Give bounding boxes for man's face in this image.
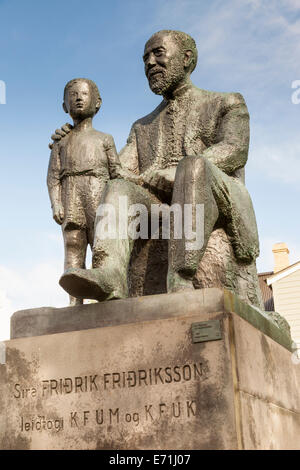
[143,33,187,96]
[64,81,96,120]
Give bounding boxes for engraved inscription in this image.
[14,361,205,437]
[14,384,37,399]
[41,375,98,396]
[20,416,64,432]
[19,399,197,433]
[103,363,203,389]
[13,362,205,400]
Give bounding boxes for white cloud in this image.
[154,0,300,87]
[248,140,300,183]
[281,0,300,12]
[0,288,12,342]
[0,261,68,341]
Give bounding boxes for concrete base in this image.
[1,289,299,450]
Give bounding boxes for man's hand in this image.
[116,167,144,186]
[49,123,73,149]
[52,203,64,225]
[142,167,176,195]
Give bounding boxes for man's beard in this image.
[148,70,168,95]
[147,61,186,96]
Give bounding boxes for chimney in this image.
[272,242,290,273]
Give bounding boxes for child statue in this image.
[47,78,139,305]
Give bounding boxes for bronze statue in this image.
[50,31,262,307]
[47,78,140,305]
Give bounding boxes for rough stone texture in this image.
[231,314,300,449]
[11,289,289,349]
[57,30,262,308]
[3,309,236,450]
[2,291,300,450]
[11,289,224,339]
[47,78,141,306]
[128,228,263,309]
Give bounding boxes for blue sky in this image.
[1,0,300,340]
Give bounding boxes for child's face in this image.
[65,81,96,120]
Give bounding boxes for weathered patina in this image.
[47,78,140,305]
[51,31,262,308]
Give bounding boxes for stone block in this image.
[1,289,299,450]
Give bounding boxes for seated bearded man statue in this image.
[52,30,261,308]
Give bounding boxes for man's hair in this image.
[63,78,102,114]
[149,30,198,73]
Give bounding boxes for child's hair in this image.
[63,78,102,114]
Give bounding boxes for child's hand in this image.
[52,203,64,225]
[49,123,73,149]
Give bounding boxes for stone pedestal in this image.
[1,289,299,450]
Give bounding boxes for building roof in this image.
[258,271,274,312]
[267,260,300,286]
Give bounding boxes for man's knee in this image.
[176,155,209,181]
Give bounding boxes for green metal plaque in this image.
[192,320,222,343]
